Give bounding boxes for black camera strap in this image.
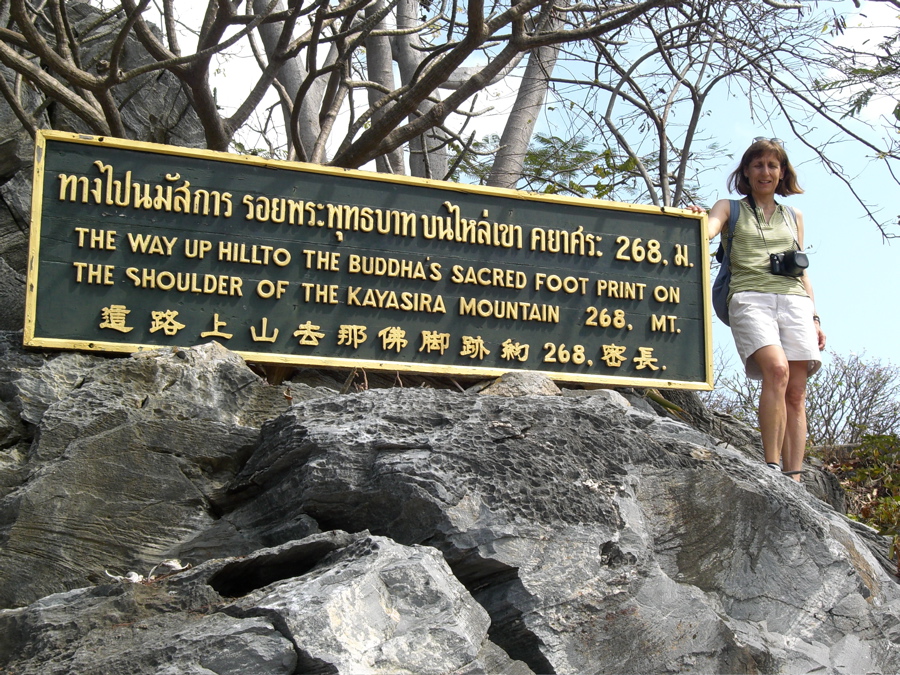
[746,194,800,254]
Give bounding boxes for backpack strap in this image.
[783,205,800,247]
[716,199,740,265]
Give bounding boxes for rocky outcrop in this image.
[1,333,898,674]
[0,259,24,331]
[0,2,204,280]
[1,531,528,675]
[0,336,328,607]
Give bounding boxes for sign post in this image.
[25,131,712,389]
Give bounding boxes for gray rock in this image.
[0,331,106,428]
[0,257,24,331]
[665,388,849,511]
[0,138,22,187]
[220,387,900,674]
[1,337,898,674]
[476,371,561,397]
[0,570,289,675]
[561,386,631,409]
[225,535,504,674]
[0,531,527,675]
[0,341,329,608]
[0,168,31,274]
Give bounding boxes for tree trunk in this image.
[365,0,405,174]
[393,0,447,179]
[487,22,560,190]
[253,0,323,161]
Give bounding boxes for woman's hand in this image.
[816,322,826,351]
[688,200,729,240]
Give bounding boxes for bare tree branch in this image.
[0,32,109,133]
[2,0,894,245]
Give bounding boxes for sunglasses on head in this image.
[753,136,784,146]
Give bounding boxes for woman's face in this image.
[743,151,784,197]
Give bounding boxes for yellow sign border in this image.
[25,130,713,390]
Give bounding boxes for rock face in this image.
[0,2,204,281]
[0,258,24,331]
[1,334,899,674]
[1,532,525,675]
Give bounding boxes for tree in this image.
[0,0,674,181]
[701,351,900,448]
[450,132,640,198]
[821,0,900,233]
[1,0,897,236]
[535,0,900,234]
[824,0,900,132]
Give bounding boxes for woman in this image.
[693,138,826,481]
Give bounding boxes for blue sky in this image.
[480,2,900,372]
[695,0,899,371]
[201,0,898,373]
[550,1,900,374]
[733,2,897,372]
[706,114,897,373]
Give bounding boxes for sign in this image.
[25,131,712,389]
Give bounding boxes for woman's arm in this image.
[795,209,826,350]
[802,272,826,351]
[687,199,731,240]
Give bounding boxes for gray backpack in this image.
[711,200,740,326]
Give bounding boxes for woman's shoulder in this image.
[711,197,747,221]
[714,196,749,208]
[782,203,803,218]
[710,198,734,212]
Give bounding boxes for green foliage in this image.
[825,433,900,569]
[807,353,900,446]
[231,141,286,160]
[703,351,900,447]
[822,24,900,126]
[449,133,643,199]
[448,134,499,185]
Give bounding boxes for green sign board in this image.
[25,131,712,389]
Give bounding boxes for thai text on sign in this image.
[25,131,712,389]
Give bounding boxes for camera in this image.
[769,249,808,277]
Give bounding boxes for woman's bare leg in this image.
[752,345,790,467]
[781,361,810,481]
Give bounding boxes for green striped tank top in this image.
[727,199,808,303]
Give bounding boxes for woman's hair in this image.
[726,139,803,197]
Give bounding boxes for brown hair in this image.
[726,139,803,197]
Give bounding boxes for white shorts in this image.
[728,291,822,380]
